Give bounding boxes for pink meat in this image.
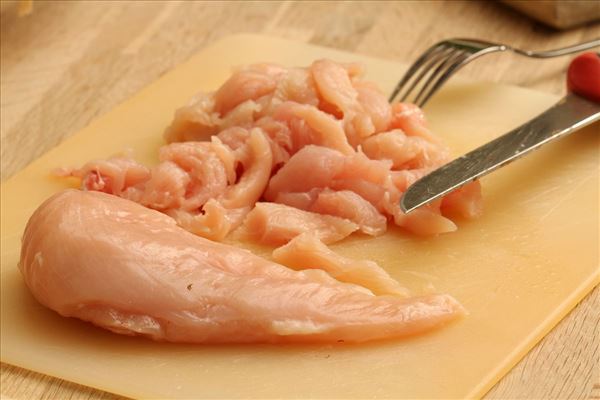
[163,92,220,143]
[385,199,457,236]
[168,200,250,242]
[274,102,354,155]
[42,60,487,344]
[272,68,319,107]
[158,142,229,211]
[312,59,358,117]
[263,144,460,236]
[20,190,464,343]
[66,60,483,244]
[310,189,387,236]
[274,188,322,210]
[390,168,434,193]
[214,66,281,115]
[218,129,272,209]
[240,202,359,246]
[219,100,261,131]
[441,181,484,219]
[61,156,150,197]
[389,102,441,145]
[354,81,392,134]
[209,136,237,185]
[361,130,449,170]
[311,59,375,145]
[264,145,345,201]
[272,233,409,296]
[265,145,396,210]
[337,149,393,183]
[137,161,189,210]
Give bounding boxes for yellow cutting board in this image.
[1,34,598,399]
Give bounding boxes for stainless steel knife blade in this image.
[400,93,600,213]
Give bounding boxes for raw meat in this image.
[264,145,346,200]
[272,233,409,296]
[19,190,464,344]
[240,202,359,245]
[441,181,484,219]
[311,59,375,145]
[309,189,387,236]
[65,60,482,242]
[40,59,484,343]
[361,129,449,170]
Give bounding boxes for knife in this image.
[400,52,600,213]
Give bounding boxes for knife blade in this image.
[400,93,600,213]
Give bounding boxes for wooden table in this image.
[1,1,598,398]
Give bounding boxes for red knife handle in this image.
[567,52,600,103]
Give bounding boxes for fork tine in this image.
[394,37,599,107]
[413,50,470,107]
[388,42,450,103]
[417,53,472,107]
[399,47,460,104]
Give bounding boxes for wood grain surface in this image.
[1,1,598,399]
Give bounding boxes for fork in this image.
[388,38,600,107]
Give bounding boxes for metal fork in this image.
[389,38,600,107]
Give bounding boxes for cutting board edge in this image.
[3,272,598,400]
[470,271,600,398]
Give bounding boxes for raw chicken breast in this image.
[264,145,345,201]
[240,202,359,245]
[20,190,464,343]
[441,181,483,219]
[163,92,220,143]
[274,189,322,210]
[272,68,319,107]
[68,60,482,242]
[389,102,441,145]
[218,129,272,209]
[265,145,397,213]
[354,81,392,134]
[391,207,458,236]
[361,129,449,170]
[213,65,286,116]
[273,102,354,155]
[310,189,387,236]
[157,141,229,211]
[168,200,250,242]
[311,59,375,145]
[272,233,409,296]
[58,156,150,198]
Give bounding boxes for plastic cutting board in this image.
[1,34,598,399]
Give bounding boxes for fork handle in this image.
[513,39,600,58]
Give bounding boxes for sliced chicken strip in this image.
[240,202,359,246]
[441,181,483,219]
[361,129,449,170]
[219,129,272,209]
[164,92,220,143]
[273,233,408,296]
[159,142,229,212]
[214,66,281,115]
[311,59,375,145]
[168,199,250,242]
[310,189,387,236]
[274,102,354,155]
[354,81,392,134]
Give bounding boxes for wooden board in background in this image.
[502,0,600,29]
